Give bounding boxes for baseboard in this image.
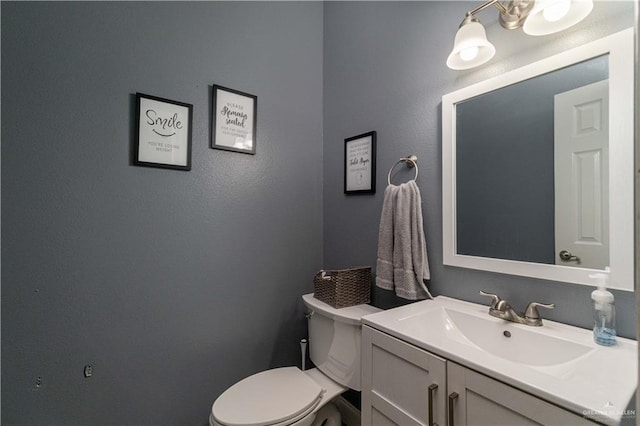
[334,396,361,426]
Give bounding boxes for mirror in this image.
[442,29,634,291]
[456,55,609,269]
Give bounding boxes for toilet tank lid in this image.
[302,293,381,325]
[212,367,322,426]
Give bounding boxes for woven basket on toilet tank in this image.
[313,267,371,308]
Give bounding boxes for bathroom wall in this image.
[322,1,637,337]
[1,2,323,424]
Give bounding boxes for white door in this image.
[554,80,609,269]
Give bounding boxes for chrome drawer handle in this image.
[448,392,459,426]
[428,383,439,426]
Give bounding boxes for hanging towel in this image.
[376,181,432,300]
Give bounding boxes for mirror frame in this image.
[442,28,634,291]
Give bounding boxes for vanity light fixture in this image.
[446,0,593,70]
[446,14,497,70]
[523,0,593,35]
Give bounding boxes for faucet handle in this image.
[479,291,502,309]
[524,302,555,319]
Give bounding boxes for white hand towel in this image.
[376,181,432,300]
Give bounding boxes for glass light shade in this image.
[523,0,593,36]
[446,20,496,70]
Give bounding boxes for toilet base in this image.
[310,402,341,426]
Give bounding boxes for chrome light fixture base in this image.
[498,0,535,30]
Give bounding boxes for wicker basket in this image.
[313,267,371,308]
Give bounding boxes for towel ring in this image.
[387,155,418,185]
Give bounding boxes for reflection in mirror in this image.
[456,55,609,270]
[442,29,634,290]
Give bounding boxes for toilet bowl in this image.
[209,293,380,426]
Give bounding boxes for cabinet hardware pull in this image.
[448,392,459,426]
[428,383,438,426]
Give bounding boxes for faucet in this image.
[479,291,555,327]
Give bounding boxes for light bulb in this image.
[459,46,479,62]
[446,17,495,70]
[543,0,571,22]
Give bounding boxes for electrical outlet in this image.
[83,364,93,378]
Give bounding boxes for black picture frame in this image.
[135,93,193,171]
[211,85,257,155]
[344,131,376,194]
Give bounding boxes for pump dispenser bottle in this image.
[590,268,616,346]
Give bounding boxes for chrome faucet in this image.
[479,291,555,327]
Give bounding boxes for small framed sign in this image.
[211,85,257,155]
[135,93,193,171]
[344,131,376,194]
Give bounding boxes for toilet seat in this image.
[212,367,324,426]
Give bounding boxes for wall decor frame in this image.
[135,93,193,171]
[211,85,257,155]
[344,131,376,194]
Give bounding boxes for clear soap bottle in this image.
[590,268,616,346]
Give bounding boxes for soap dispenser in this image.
[590,268,616,346]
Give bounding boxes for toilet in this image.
[209,293,380,426]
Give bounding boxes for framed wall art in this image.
[135,93,193,171]
[344,131,376,194]
[211,85,257,155]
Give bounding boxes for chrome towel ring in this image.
[387,155,418,185]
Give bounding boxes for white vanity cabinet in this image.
[447,362,598,426]
[361,325,447,425]
[362,326,598,426]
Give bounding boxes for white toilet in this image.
[209,293,380,426]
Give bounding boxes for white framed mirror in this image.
[442,28,634,291]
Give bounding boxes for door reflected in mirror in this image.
[455,55,609,270]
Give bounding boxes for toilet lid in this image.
[212,367,324,426]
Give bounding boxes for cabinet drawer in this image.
[362,326,447,426]
[448,362,599,426]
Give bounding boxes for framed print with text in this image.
[344,131,376,194]
[211,85,257,155]
[135,93,193,171]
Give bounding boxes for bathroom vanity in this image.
[361,297,637,426]
[407,28,639,425]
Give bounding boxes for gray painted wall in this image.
[2,2,323,424]
[322,1,636,335]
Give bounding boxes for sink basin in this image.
[444,308,594,367]
[362,296,637,426]
[394,304,594,376]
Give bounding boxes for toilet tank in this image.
[302,293,381,391]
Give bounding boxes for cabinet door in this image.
[446,362,598,426]
[362,326,447,426]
